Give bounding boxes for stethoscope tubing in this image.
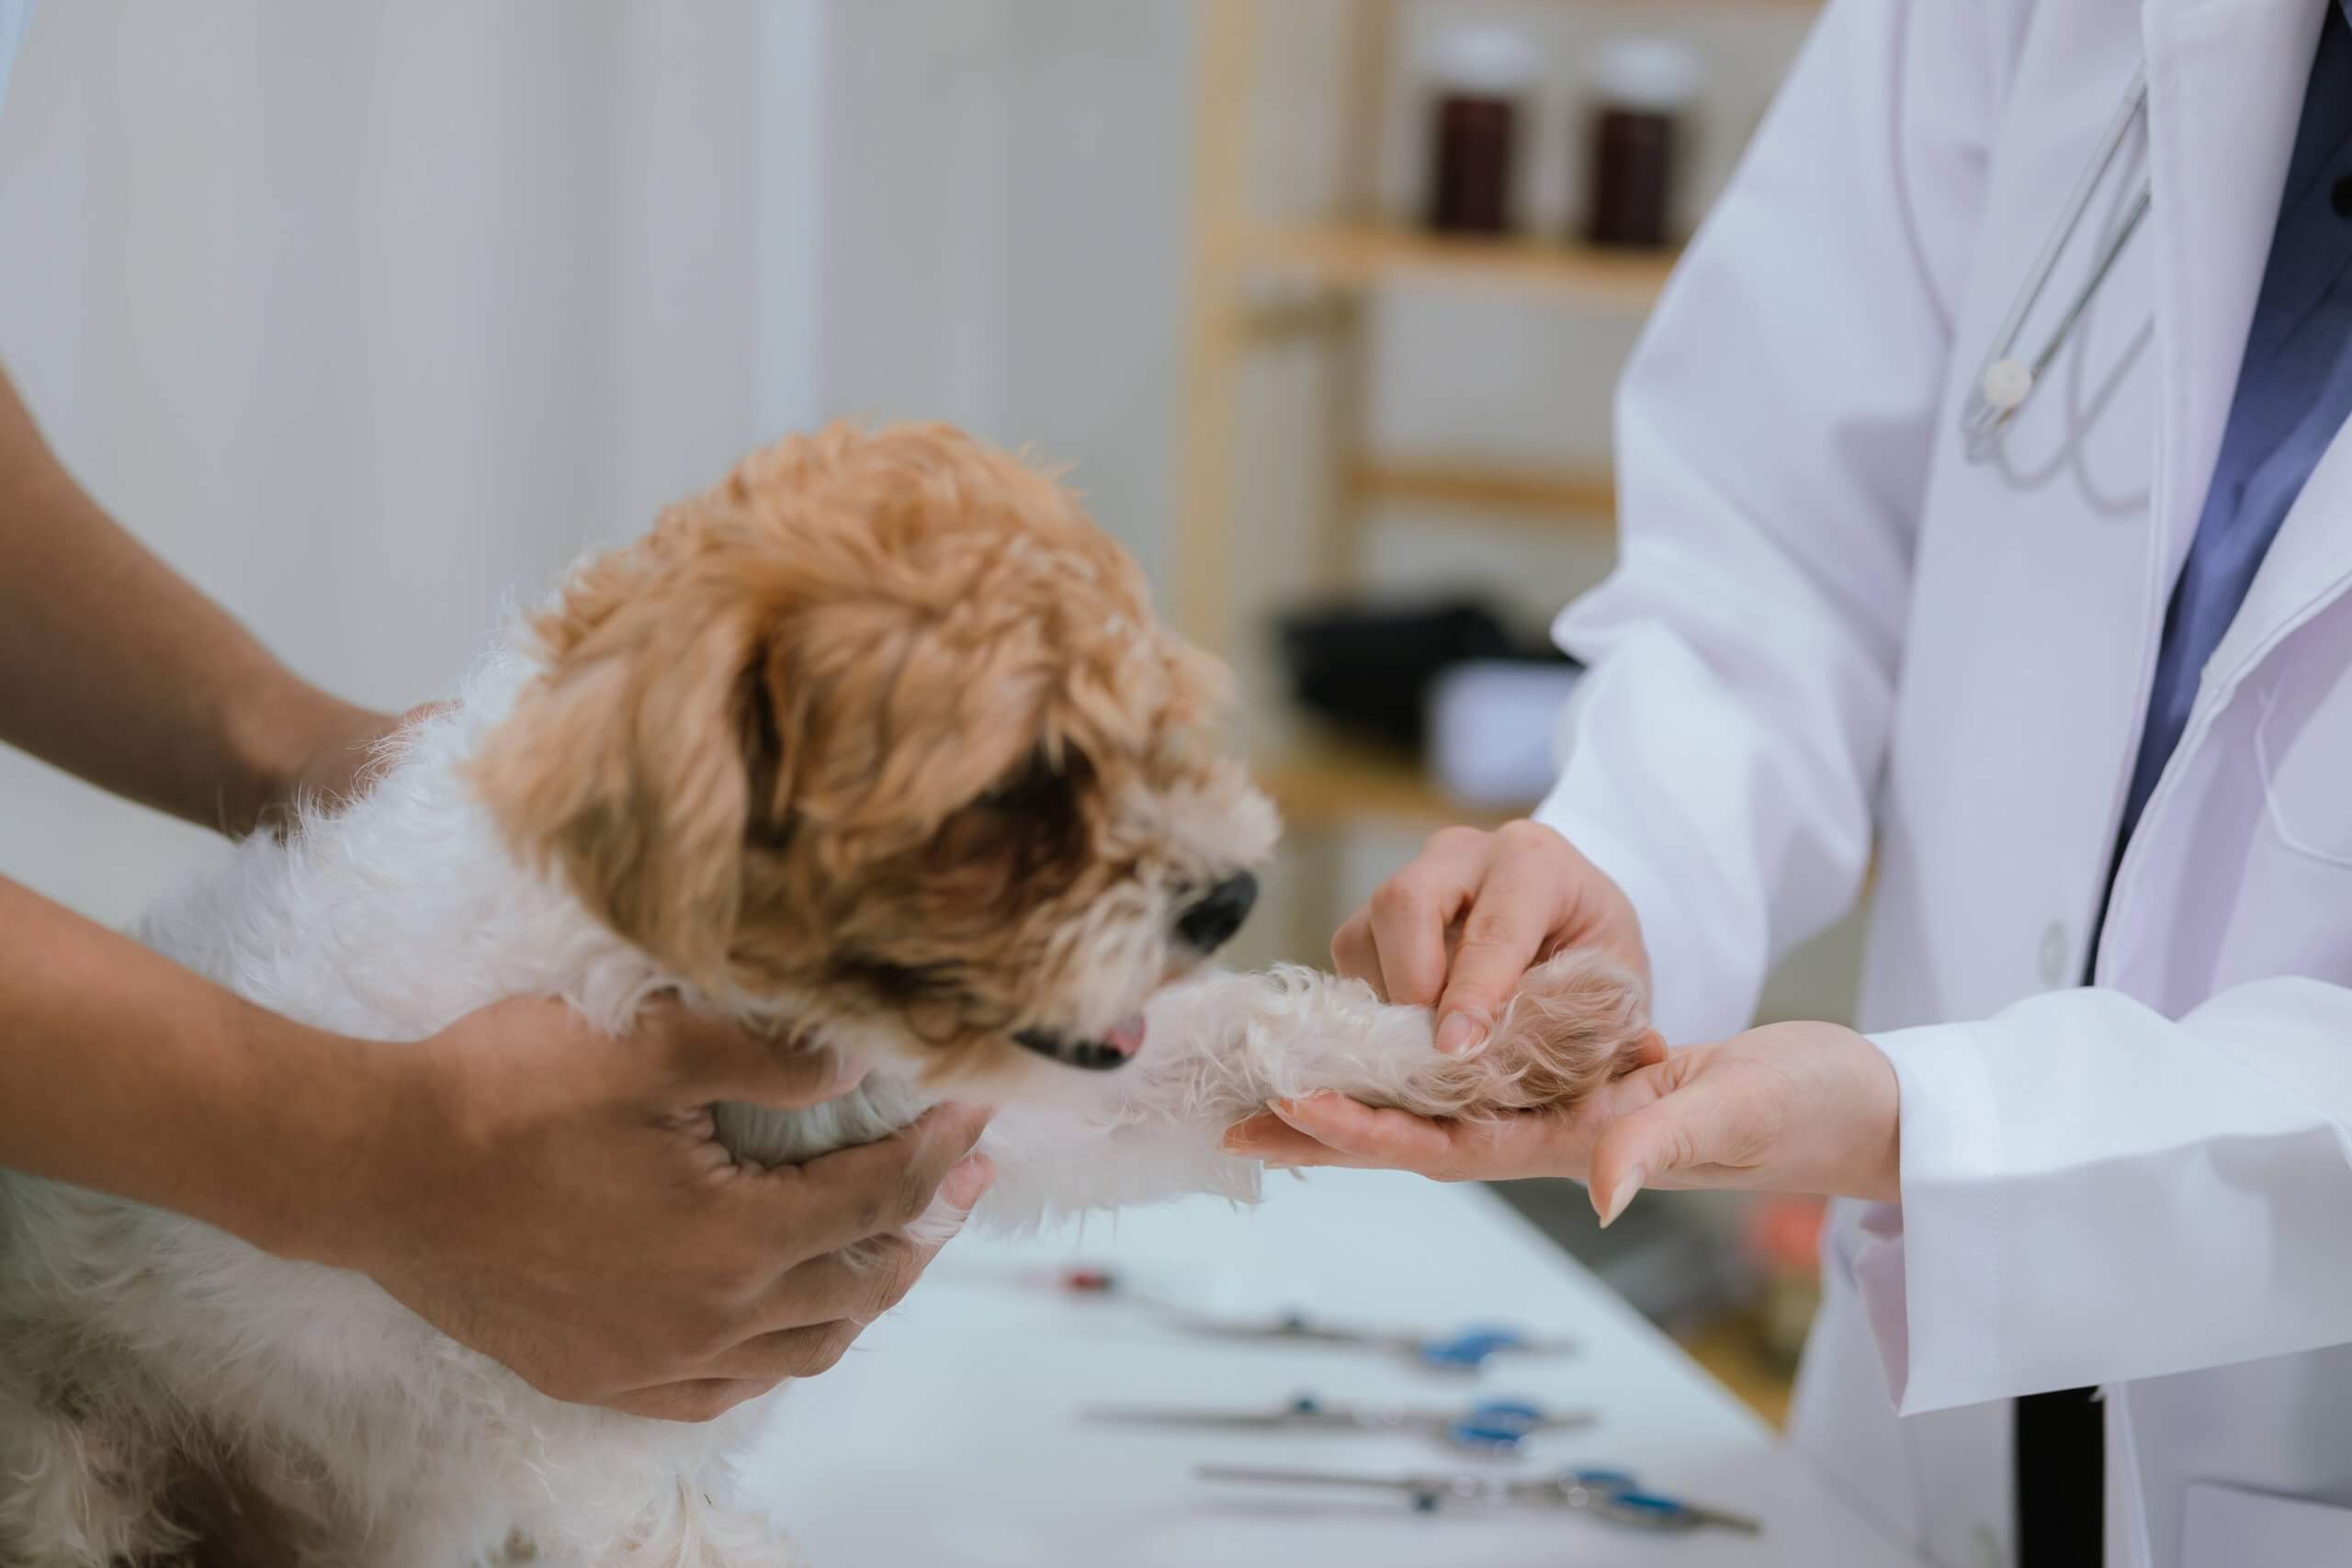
[1962,67,2152,461]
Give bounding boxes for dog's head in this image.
[472,423,1277,1089]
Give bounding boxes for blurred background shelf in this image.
[1351,457,1616,526]
[1229,220,1678,310]
[1258,737,1531,833]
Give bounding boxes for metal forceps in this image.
[1196,1462,1763,1534]
[1083,1392,1597,1457]
[1171,1308,1577,1372]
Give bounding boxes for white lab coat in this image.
[1532,1,2352,1564]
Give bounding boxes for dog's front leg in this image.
[967,950,1653,1231]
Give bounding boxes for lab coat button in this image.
[2038,920,2068,987]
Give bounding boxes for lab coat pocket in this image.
[2179,1483,2352,1567]
[2253,673,2352,869]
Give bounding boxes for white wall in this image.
[814,0,1195,585]
[0,0,814,921]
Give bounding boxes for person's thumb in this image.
[908,1153,995,1247]
[1433,933,1544,1059]
[1587,1069,1738,1226]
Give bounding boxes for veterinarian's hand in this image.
[324,998,995,1422]
[1223,1021,1898,1218]
[1332,820,1648,1057]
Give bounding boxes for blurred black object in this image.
[1275,598,1577,752]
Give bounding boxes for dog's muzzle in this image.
[1013,1011,1148,1071]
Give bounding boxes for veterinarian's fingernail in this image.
[1597,1168,1643,1229]
[1436,1013,1489,1057]
[1267,1099,1306,1129]
[941,1153,994,1213]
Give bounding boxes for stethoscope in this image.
[1961,68,2152,462]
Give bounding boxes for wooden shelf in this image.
[1258,738,1532,833]
[1352,458,1614,526]
[1230,220,1677,311]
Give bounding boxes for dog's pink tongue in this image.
[1107,1011,1148,1057]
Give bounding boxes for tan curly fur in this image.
[469,421,1272,1094]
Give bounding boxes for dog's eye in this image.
[949,747,1092,894]
[980,748,1080,816]
[837,954,963,1002]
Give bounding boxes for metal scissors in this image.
[1196,1462,1762,1534]
[1083,1392,1596,1457]
[1170,1308,1576,1372]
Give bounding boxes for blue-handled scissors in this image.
[1083,1392,1596,1456]
[1174,1310,1576,1372]
[1195,1462,1762,1534]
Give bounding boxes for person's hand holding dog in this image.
[1224,819,1900,1220]
[333,1000,993,1421]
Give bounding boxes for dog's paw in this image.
[1357,947,1655,1121]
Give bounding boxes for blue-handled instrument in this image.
[1195,1462,1763,1535]
[1083,1392,1596,1457]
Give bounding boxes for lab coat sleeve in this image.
[1532,0,2020,1046]
[1859,978,2352,1413]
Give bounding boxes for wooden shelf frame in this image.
[1231,220,1679,312]
[1351,457,1615,527]
[1172,0,1686,941]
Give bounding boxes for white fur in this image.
[0,643,1593,1568]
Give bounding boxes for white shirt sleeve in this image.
[1530,0,2019,1046]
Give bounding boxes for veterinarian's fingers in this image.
[1219,1111,1383,1168]
[658,1009,868,1108]
[1588,1073,1745,1226]
[1363,828,1489,1009]
[1433,828,1562,1056]
[1272,1093,1466,1177]
[1329,914,1386,1000]
[770,1104,993,1258]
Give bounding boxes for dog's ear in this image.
[471,587,786,986]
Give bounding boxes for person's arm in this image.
[0,874,994,1420]
[1246,978,2352,1412]
[1385,981,2352,1417]
[0,364,390,835]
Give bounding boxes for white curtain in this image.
[0,0,825,920]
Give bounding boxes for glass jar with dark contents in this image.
[1423,25,1538,237]
[1582,37,1701,250]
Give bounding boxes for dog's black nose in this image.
[1177,872,1259,953]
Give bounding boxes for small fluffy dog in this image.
[0,424,1653,1567]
